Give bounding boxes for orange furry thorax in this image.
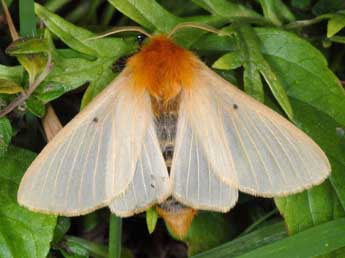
[127,36,198,102]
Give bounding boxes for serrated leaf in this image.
[108,0,179,33]
[0,79,23,94]
[146,208,158,234]
[0,117,12,156]
[0,146,57,258]
[327,14,345,38]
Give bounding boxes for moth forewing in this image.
[17,71,160,216]
[176,63,330,198]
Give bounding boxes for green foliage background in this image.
[0,0,345,257]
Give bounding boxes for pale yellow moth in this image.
[17,25,331,235]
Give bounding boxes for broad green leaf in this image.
[108,0,179,33]
[183,212,234,256]
[0,65,23,84]
[192,219,345,258]
[0,79,23,94]
[0,146,56,258]
[146,208,158,234]
[255,28,345,126]
[0,118,12,156]
[327,14,345,38]
[190,222,287,258]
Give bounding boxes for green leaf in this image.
[0,146,57,258]
[192,219,345,258]
[35,3,132,58]
[212,51,243,70]
[53,217,71,244]
[237,25,293,118]
[0,118,12,156]
[108,0,179,32]
[327,14,345,38]
[32,5,136,102]
[274,98,345,234]
[183,212,234,256]
[35,3,96,57]
[6,38,49,55]
[80,68,115,109]
[255,27,345,127]
[19,0,36,37]
[63,236,108,258]
[192,0,261,19]
[26,96,46,117]
[0,79,23,94]
[0,65,23,84]
[146,208,158,234]
[254,28,345,244]
[190,222,287,258]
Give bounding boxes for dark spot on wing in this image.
[93,117,98,123]
[233,104,238,110]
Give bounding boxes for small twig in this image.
[1,0,19,40]
[0,53,53,117]
[42,104,63,141]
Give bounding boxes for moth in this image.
[17,24,331,236]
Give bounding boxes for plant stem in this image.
[109,214,122,258]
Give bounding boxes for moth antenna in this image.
[168,22,233,38]
[85,26,151,41]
